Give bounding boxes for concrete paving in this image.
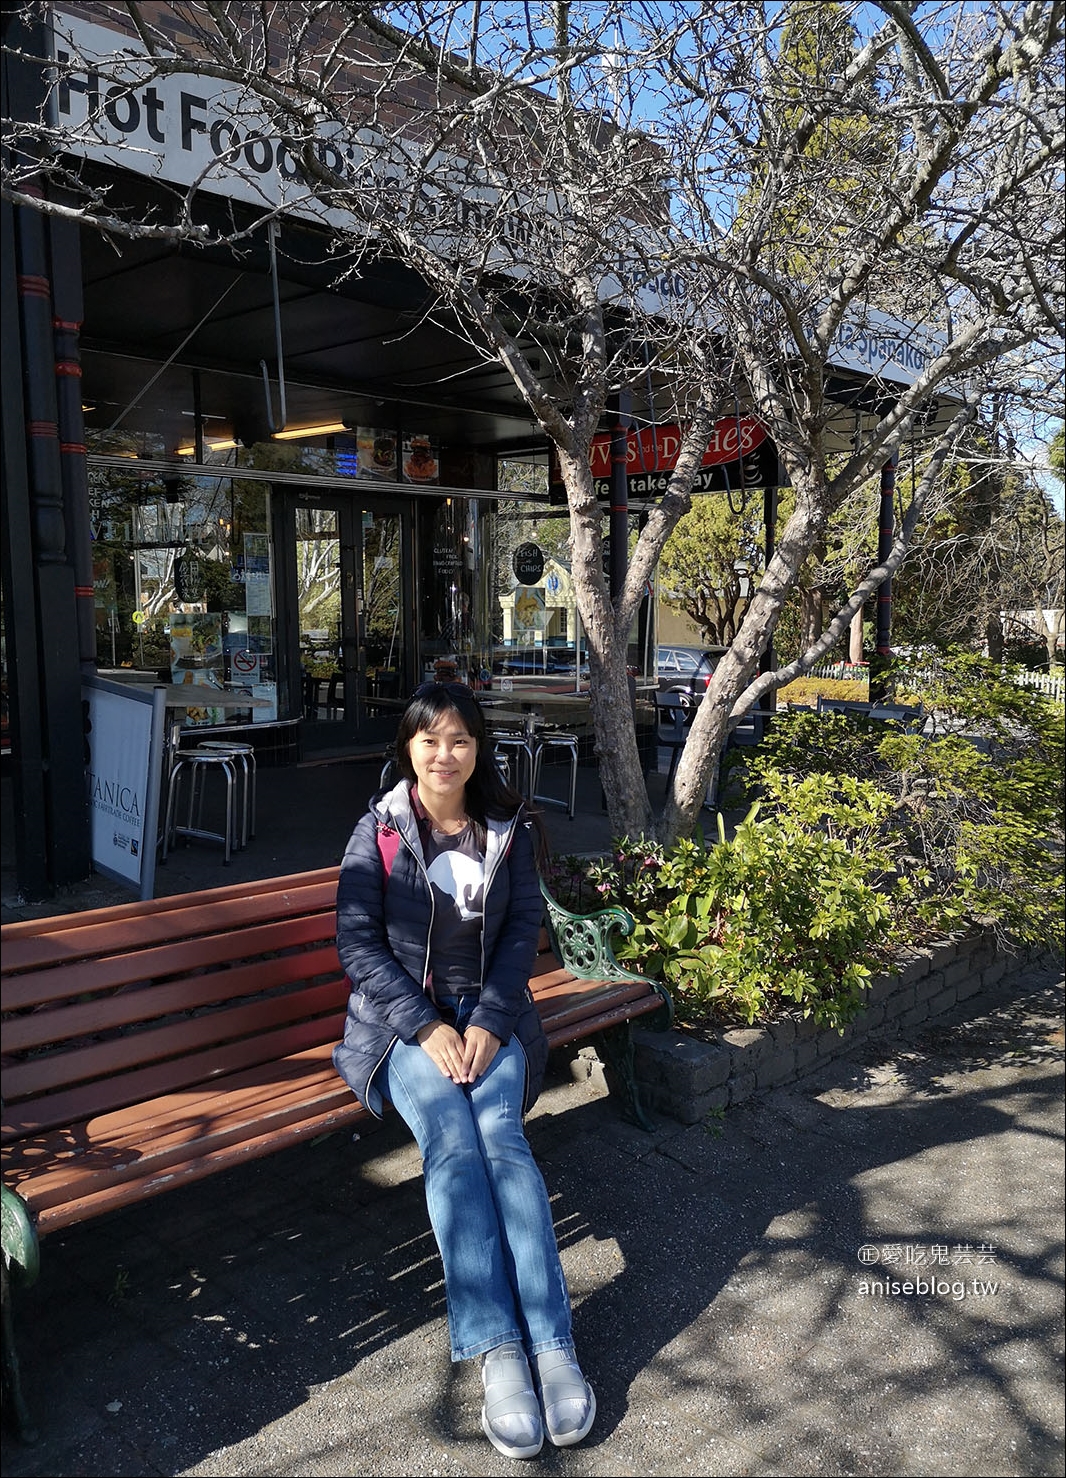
[1,957,1061,1477]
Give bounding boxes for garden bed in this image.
[564,930,1059,1125]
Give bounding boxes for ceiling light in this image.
[271,422,349,440]
[175,438,238,455]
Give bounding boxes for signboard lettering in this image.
[512,543,545,583]
[550,418,780,500]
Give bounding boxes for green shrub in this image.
[544,650,1063,1039]
[748,651,1065,951]
[544,812,897,1032]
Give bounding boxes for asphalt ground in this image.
[1,957,1062,1477]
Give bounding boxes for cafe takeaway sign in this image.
[550,416,778,501]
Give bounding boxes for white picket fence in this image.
[809,661,869,681]
[1015,669,1066,701]
[808,660,1064,703]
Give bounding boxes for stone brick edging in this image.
[566,932,1061,1126]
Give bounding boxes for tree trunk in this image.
[799,587,823,651]
[658,487,826,843]
[557,448,657,839]
[849,607,865,664]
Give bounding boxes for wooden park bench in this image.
[815,695,925,730]
[0,865,671,1441]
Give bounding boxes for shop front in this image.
[2,6,639,895]
[82,440,531,765]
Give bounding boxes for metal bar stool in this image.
[489,727,536,800]
[193,740,257,847]
[162,747,240,864]
[532,728,580,819]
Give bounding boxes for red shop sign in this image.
[586,416,766,478]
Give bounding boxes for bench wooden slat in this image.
[527,962,593,992]
[0,867,343,945]
[6,1051,358,1209]
[0,877,340,974]
[2,944,343,1051]
[543,991,668,1045]
[535,975,655,1017]
[2,1010,348,1141]
[2,912,340,1015]
[2,977,348,1106]
[21,1099,372,1236]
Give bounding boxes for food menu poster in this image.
[169,614,226,725]
[355,427,440,484]
[356,426,398,481]
[402,433,440,485]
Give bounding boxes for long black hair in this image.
[393,683,548,862]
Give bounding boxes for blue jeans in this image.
[384,993,574,1362]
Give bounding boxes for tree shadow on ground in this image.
[1,973,1062,1477]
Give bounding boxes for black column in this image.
[1,198,50,901]
[12,192,92,891]
[608,392,631,603]
[2,6,92,893]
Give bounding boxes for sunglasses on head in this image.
[412,680,477,699]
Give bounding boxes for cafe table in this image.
[154,682,272,754]
[152,685,272,843]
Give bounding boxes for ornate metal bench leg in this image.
[592,1022,656,1132]
[2,1186,40,1443]
[1,1262,37,1444]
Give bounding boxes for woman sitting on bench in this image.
[333,681,596,1461]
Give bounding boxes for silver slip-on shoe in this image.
[481,1341,544,1460]
[535,1348,597,1447]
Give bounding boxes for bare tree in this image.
[4,1,1063,843]
[996,479,1066,666]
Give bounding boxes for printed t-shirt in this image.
[421,822,485,990]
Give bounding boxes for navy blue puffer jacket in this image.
[332,779,549,1117]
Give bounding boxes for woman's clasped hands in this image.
[416,1019,501,1084]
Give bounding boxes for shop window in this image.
[418,496,496,688]
[492,460,656,686]
[89,465,278,730]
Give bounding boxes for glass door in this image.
[359,503,408,734]
[288,492,411,752]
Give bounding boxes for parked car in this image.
[492,647,589,678]
[656,645,722,713]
